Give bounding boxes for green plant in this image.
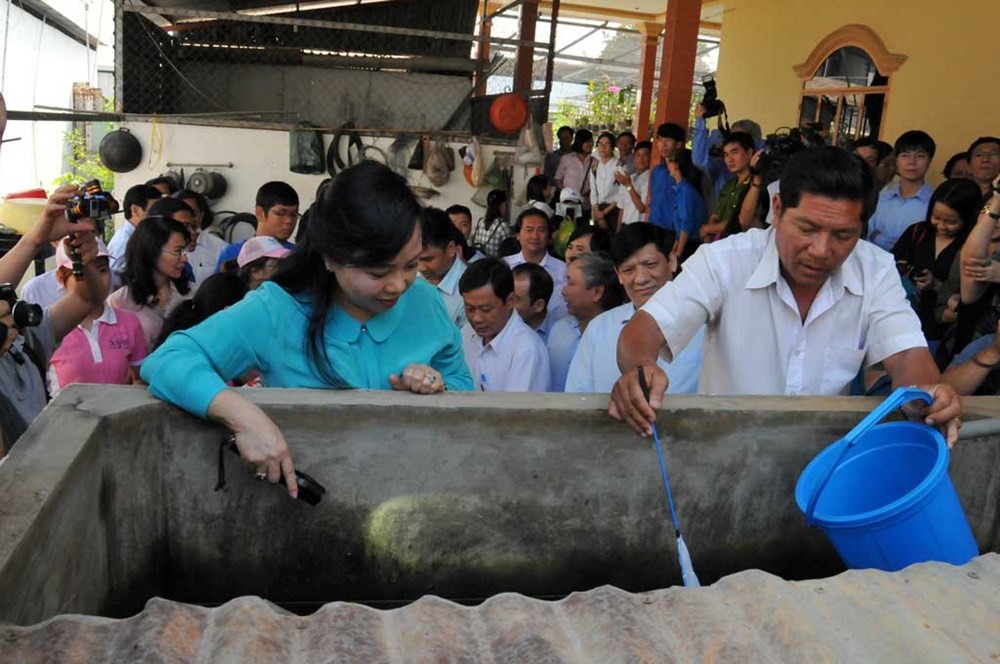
[550,77,638,140]
[54,126,115,190]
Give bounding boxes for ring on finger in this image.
[255,470,267,481]
[953,416,962,428]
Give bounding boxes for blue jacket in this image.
[141,279,473,417]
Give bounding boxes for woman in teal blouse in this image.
[141,162,472,497]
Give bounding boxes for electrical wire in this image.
[132,7,228,111]
[147,114,163,170]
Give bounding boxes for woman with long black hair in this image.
[107,214,194,350]
[141,161,472,496]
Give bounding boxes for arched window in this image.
[794,25,907,147]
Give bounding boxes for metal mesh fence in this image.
[115,2,721,139]
[117,1,550,136]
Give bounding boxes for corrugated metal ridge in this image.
[2,554,998,664]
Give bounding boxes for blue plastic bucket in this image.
[795,387,978,571]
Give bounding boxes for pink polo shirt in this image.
[48,307,148,395]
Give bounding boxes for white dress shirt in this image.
[504,251,569,321]
[764,180,781,226]
[640,227,926,395]
[107,221,136,275]
[565,301,704,394]
[589,157,620,207]
[616,169,651,225]
[187,231,228,284]
[424,257,467,327]
[20,270,65,309]
[461,311,550,392]
[546,315,581,392]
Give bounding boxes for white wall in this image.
[0,2,101,192]
[111,121,534,232]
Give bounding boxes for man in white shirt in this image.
[610,146,962,445]
[107,184,161,285]
[511,263,557,341]
[614,140,652,225]
[504,209,568,320]
[548,252,625,392]
[566,224,703,394]
[460,257,550,392]
[590,131,622,232]
[419,208,467,327]
[20,269,65,309]
[175,189,227,284]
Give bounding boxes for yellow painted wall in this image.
[715,0,999,182]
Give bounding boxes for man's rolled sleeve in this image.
[640,248,719,363]
[865,257,928,365]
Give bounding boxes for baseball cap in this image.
[559,188,582,203]
[237,236,291,268]
[55,237,110,270]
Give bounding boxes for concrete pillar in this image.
[653,0,702,130]
[513,0,540,93]
[634,22,661,141]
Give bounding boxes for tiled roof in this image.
[3,554,998,663]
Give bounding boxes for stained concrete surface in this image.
[0,386,998,628]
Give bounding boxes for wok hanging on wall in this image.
[98,128,142,173]
[186,169,228,200]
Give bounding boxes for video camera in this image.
[0,283,43,329]
[754,127,809,187]
[65,179,119,276]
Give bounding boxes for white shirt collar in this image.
[743,227,863,297]
[482,310,526,352]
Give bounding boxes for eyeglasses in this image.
[162,248,189,258]
[272,210,301,220]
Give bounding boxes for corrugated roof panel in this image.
[3,554,998,663]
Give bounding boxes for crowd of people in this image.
[1,112,998,492]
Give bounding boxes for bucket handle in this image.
[804,386,932,526]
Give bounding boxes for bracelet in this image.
[971,355,1000,370]
[983,204,1000,221]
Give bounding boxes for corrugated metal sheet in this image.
[2,554,998,663]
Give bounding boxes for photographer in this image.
[0,214,106,454]
[693,102,764,198]
[698,132,757,242]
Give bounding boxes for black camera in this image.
[65,180,119,276]
[66,179,119,228]
[0,283,43,328]
[701,75,726,119]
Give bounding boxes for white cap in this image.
[559,188,582,203]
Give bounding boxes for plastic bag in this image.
[289,123,326,174]
[424,141,452,187]
[470,137,483,186]
[551,216,576,259]
[514,115,543,165]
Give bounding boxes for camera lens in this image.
[11,301,43,328]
